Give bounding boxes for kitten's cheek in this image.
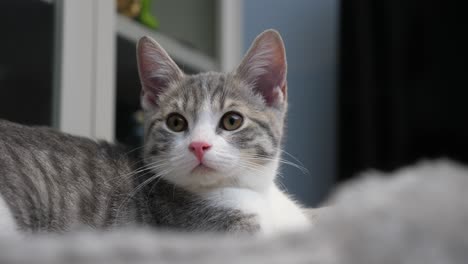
[219,157,241,173]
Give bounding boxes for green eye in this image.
[221,112,243,131]
[166,113,188,132]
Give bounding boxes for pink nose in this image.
[189,141,212,162]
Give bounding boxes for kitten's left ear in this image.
[235,29,287,108]
[137,36,184,111]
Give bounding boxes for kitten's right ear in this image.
[137,36,183,110]
[235,30,287,108]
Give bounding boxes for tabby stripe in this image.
[191,85,200,121]
[155,128,172,139]
[150,143,170,156]
[146,120,157,136]
[0,149,31,228]
[11,140,47,220]
[5,143,41,230]
[71,163,92,224]
[254,144,275,159]
[196,82,203,107]
[210,75,226,105]
[182,88,190,112]
[147,118,165,137]
[85,154,100,224]
[219,82,228,110]
[50,153,68,229]
[103,193,115,227]
[31,154,54,229]
[210,84,223,105]
[230,127,259,142]
[249,118,279,147]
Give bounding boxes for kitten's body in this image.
[0,119,257,233]
[0,30,309,235]
[0,120,135,232]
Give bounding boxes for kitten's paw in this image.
[223,213,261,234]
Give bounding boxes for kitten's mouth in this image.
[191,163,216,174]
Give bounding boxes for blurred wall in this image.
[243,0,339,206]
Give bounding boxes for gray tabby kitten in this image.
[0,30,309,235]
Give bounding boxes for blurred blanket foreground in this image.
[1,160,468,264]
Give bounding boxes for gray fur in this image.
[0,120,136,231]
[2,160,468,264]
[0,119,257,233]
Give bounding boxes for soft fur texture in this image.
[0,30,308,234]
[2,160,468,263]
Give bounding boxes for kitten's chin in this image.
[177,177,232,194]
[191,164,217,174]
[164,167,231,193]
[167,160,279,194]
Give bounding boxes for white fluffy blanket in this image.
[1,160,468,264]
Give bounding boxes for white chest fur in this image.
[203,184,310,235]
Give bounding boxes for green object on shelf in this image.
[139,0,159,29]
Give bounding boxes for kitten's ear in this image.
[137,36,183,110]
[235,29,287,108]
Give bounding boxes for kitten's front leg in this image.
[209,209,260,234]
[203,188,274,235]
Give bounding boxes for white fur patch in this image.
[265,185,311,231]
[0,194,18,236]
[203,187,274,235]
[203,184,310,235]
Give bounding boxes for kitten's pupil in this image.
[228,116,240,126]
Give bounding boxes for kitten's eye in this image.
[220,112,243,131]
[166,113,188,132]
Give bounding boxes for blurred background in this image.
[0,0,465,207]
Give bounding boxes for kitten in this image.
[136,29,309,234]
[0,30,309,235]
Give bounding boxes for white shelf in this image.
[37,1,219,72]
[116,15,219,72]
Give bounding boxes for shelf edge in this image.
[116,15,219,72]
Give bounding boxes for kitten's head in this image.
[137,30,287,193]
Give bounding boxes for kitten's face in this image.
[137,30,288,192]
[143,73,284,192]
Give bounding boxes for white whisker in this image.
[116,167,173,219]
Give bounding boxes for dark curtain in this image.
[338,0,467,181]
